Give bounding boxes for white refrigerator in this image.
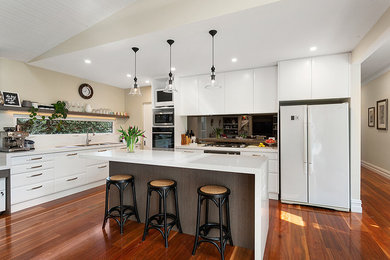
[280,103,350,211]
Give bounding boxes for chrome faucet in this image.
[86,127,95,145]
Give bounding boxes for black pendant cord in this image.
[132,47,139,87]
[167,40,174,80]
[209,30,217,80]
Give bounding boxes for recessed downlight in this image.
[310,46,317,52]
[126,74,132,78]
[231,58,238,63]
[171,67,176,71]
[145,80,150,84]
[84,59,91,64]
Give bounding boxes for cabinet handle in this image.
[29,185,42,190]
[183,150,194,153]
[30,165,42,169]
[0,192,3,196]
[31,157,43,161]
[252,154,262,157]
[98,165,107,169]
[66,177,78,181]
[28,173,43,178]
[66,153,78,156]
[98,149,107,152]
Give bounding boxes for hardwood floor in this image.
[264,167,390,259]
[1,167,389,259]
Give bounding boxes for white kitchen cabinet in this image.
[311,53,350,99]
[11,180,55,204]
[86,163,109,183]
[0,178,5,212]
[54,151,85,178]
[178,76,198,115]
[198,74,225,115]
[225,70,254,114]
[11,168,54,188]
[253,67,278,113]
[55,172,86,192]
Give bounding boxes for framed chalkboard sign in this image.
[1,91,21,107]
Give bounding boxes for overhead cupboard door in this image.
[307,103,349,209]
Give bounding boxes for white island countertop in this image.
[80,149,267,175]
[176,144,278,153]
[0,165,10,171]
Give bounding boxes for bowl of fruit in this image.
[265,138,277,147]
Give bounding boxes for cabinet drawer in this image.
[86,163,109,183]
[11,168,54,188]
[268,172,279,193]
[11,180,55,204]
[11,154,52,166]
[269,159,278,173]
[55,152,85,178]
[0,189,5,212]
[241,151,278,160]
[12,161,55,175]
[55,172,85,193]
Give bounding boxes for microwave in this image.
[155,89,174,107]
[153,109,174,126]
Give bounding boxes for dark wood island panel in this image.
[108,161,255,250]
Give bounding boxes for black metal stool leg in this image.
[163,189,169,248]
[119,183,124,234]
[226,197,233,246]
[102,181,110,229]
[131,180,140,223]
[158,194,162,225]
[192,194,202,255]
[219,198,224,260]
[142,189,151,241]
[205,198,210,235]
[174,186,183,233]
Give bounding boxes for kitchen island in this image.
[80,149,269,259]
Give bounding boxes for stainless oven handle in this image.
[152,132,174,134]
[155,112,174,115]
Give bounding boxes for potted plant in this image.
[118,126,145,153]
[213,127,223,138]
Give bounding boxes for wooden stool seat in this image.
[200,185,228,195]
[150,179,175,187]
[109,175,133,181]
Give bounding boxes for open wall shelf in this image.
[0,106,129,119]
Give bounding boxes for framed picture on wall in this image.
[377,99,388,130]
[368,107,375,127]
[2,91,21,107]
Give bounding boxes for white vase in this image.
[85,104,92,113]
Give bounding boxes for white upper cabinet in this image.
[198,74,225,115]
[278,58,312,101]
[254,66,278,113]
[311,53,350,99]
[225,70,254,114]
[178,76,198,115]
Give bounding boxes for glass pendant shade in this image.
[163,39,177,93]
[129,47,142,96]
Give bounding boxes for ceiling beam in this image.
[30,0,279,63]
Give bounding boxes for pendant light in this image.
[205,30,221,89]
[129,47,142,96]
[164,39,177,93]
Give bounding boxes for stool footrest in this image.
[199,223,231,242]
[148,213,178,228]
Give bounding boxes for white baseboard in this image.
[268,193,278,200]
[351,199,362,213]
[11,180,105,213]
[361,160,390,179]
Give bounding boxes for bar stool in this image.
[102,174,140,234]
[142,179,183,248]
[192,185,233,260]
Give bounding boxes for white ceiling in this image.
[0,0,136,61]
[362,39,390,84]
[10,0,390,88]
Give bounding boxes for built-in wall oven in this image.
[153,109,174,126]
[152,127,174,150]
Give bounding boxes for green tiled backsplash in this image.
[17,118,113,135]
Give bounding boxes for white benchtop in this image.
[80,149,267,175]
[0,165,10,171]
[176,144,278,153]
[2,143,125,158]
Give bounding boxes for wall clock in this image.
[78,83,93,99]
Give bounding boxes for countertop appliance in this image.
[280,103,350,211]
[153,109,174,126]
[0,178,5,213]
[155,89,174,107]
[0,129,30,152]
[152,127,174,151]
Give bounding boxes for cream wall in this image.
[362,70,390,172]
[0,58,126,112]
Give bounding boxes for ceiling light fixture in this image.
[310,46,317,52]
[171,67,176,71]
[145,80,150,84]
[84,59,91,64]
[205,30,221,89]
[164,39,177,93]
[231,58,237,63]
[129,47,142,96]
